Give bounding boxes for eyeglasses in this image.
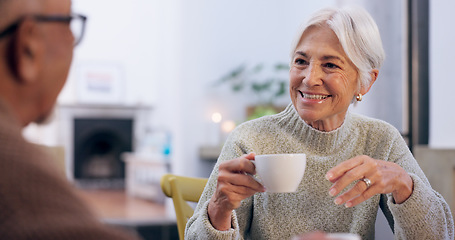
[0,13,87,46]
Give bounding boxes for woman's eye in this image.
[324,63,339,69]
[294,58,307,65]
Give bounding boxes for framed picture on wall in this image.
[76,62,125,104]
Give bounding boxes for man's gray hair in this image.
[290,6,385,91]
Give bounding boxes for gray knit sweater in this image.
[186,104,454,240]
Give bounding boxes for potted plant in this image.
[214,62,289,120]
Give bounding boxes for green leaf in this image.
[251,80,272,92]
[230,64,246,78]
[252,63,264,73]
[274,63,290,71]
[214,64,247,86]
[275,81,287,97]
[232,83,244,92]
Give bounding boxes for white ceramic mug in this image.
[254,153,306,193]
[326,233,361,240]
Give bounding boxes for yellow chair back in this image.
[160,173,208,240]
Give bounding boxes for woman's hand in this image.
[325,155,414,208]
[208,153,265,231]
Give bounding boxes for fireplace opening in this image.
[73,118,133,189]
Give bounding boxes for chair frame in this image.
[160,173,208,240]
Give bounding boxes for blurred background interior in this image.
[21,0,454,239]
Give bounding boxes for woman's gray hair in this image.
[290,6,385,90]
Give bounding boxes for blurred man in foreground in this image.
[0,0,138,238]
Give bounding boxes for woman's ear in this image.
[12,18,43,84]
[361,69,379,95]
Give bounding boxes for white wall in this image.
[429,0,455,148]
[345,0,405,132]
[62,0,165,105]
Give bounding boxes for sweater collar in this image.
[276,103,354,155]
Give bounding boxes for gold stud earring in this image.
[356,93,363,102]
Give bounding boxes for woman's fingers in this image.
[333,179,378,207]
[214,153,265,209]
[208,153,264,230]
[326,156,364,182]
[327,156,413,207]
[218,169,265,193]
[213,180,258,209]
[221,153,257,175]
[328,156,376,197]
[218,154,263,190]
[344,185,380,207]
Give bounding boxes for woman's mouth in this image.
[299,91,331,100]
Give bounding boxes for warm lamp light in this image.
[211,112,222,123]
[221,120,236,133]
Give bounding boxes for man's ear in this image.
[360,69,379,95]
[10,18,43,84]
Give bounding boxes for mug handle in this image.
[245,160,262,184]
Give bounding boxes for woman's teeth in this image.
[300,92,329,100]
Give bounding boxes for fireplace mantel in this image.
[57,104,152,188]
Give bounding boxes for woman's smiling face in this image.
[289,25,360,131]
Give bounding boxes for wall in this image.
[344,0,406,132]
[429,0,455,148]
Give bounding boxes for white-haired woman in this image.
[186,6,454,240]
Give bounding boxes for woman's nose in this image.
[302,64,323,87]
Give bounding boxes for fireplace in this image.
[58,104,151,189]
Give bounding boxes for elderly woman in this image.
[186,6,454,240]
